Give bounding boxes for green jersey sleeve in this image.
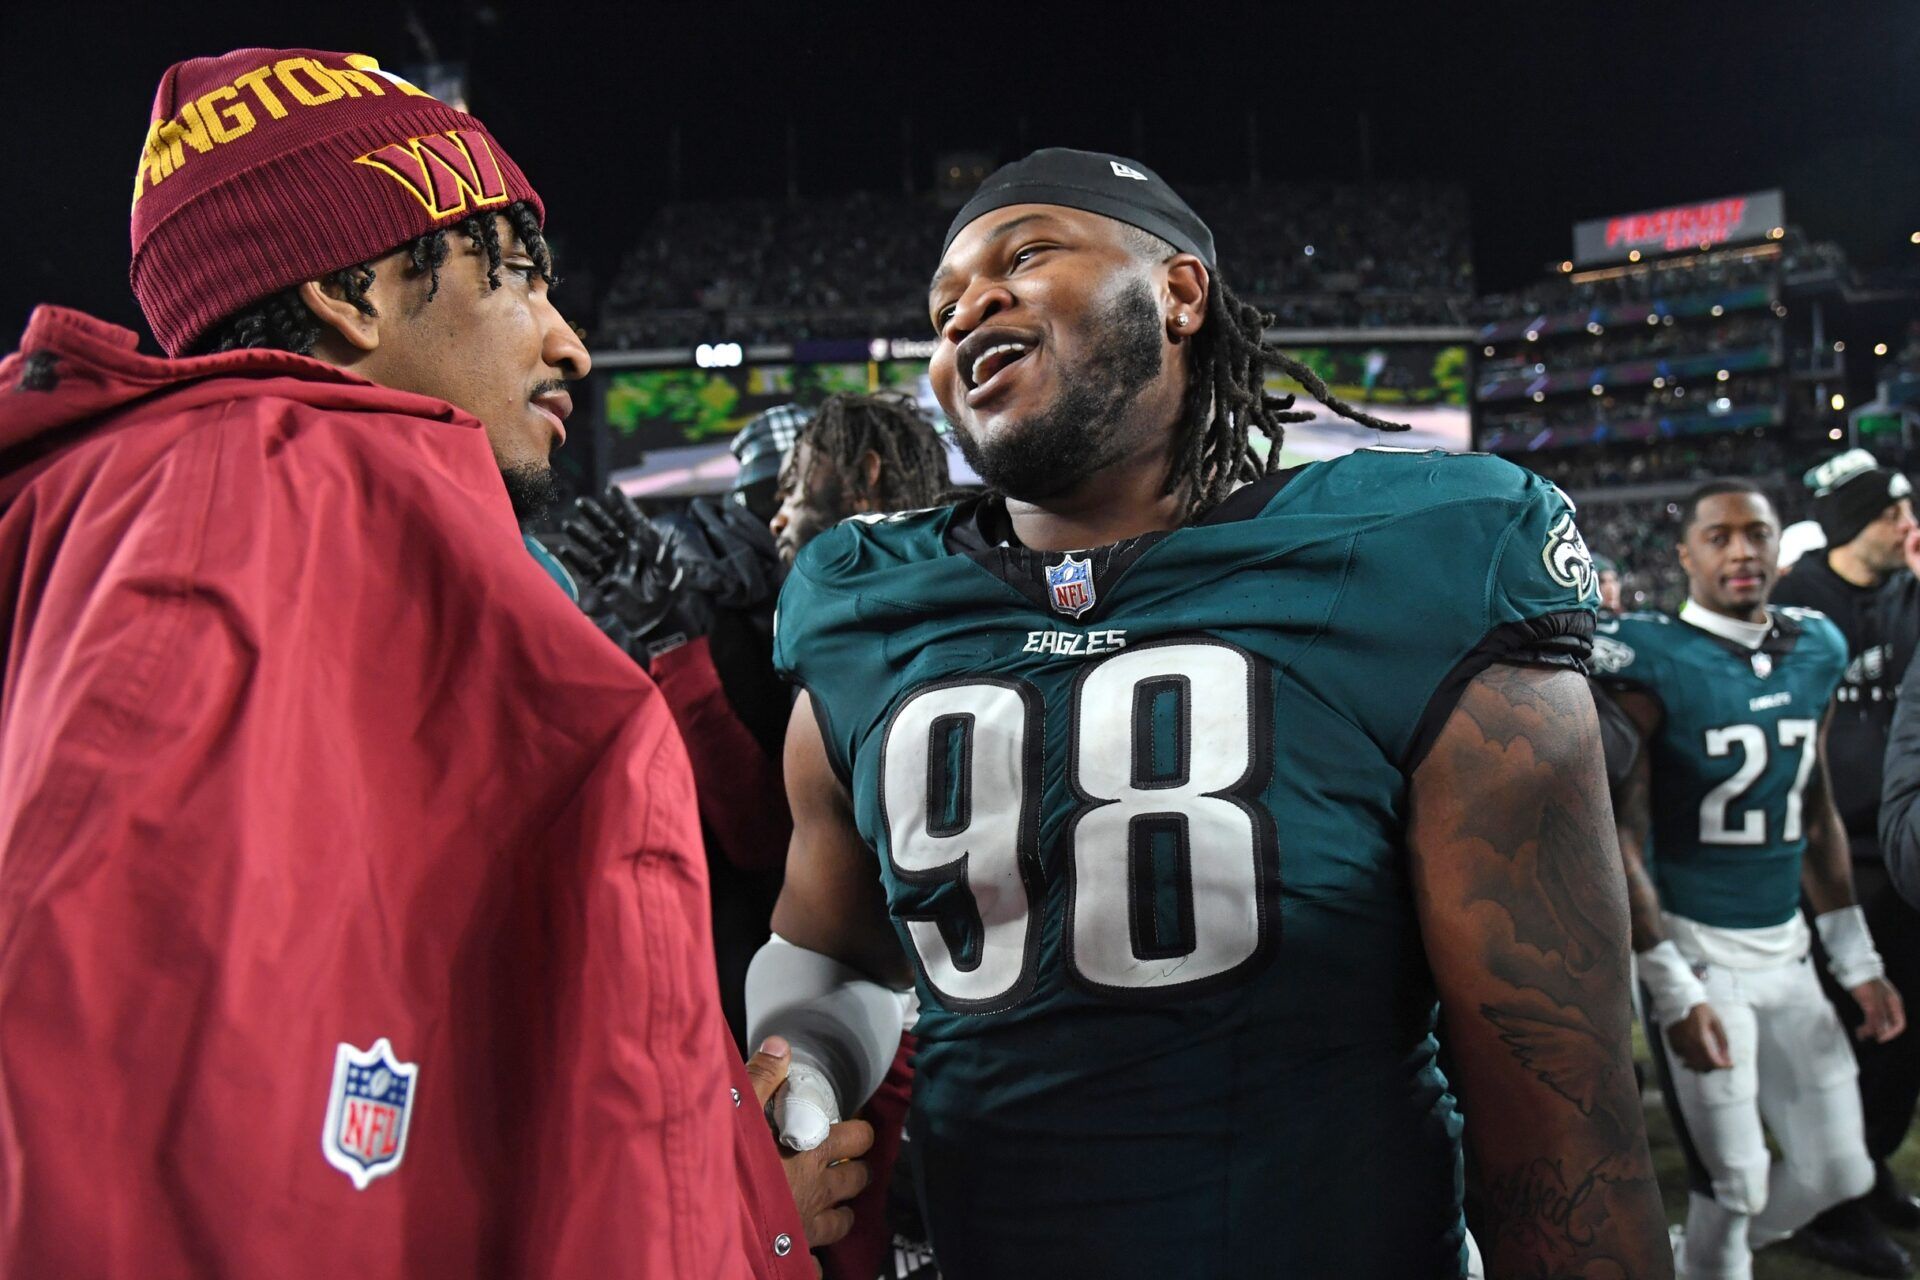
[1329,455,1599,770]
[1592,613,1677,700]
[1493,475,1603,624]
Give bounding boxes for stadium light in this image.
[1911,232,1920,244]
[1483,346,1495,357]
[1769,227,1785,240]
[1710,305,1725,317]
[1525,330,1539,342]
[1653,377,1666,388]
[1716,369,1730,381]
[1831,427,1845,440]
[1628,250,1642,262]
[1876,343,1890,356]
[1834,341,1846,352]
[695,342,744,368]
[1591,384,1605,395]
[1559,261,1573,273]
[1531,391,1545,403]
[1832,393,1847,411]
[1647,315,1660,326]
[1303,245,1315,257]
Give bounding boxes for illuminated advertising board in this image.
[1572,191,1784,268]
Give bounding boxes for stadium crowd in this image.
[1479,314,1779,377]
[597,181,1472,348]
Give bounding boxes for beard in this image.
[951,277,1166,503]
[502,459,559,522]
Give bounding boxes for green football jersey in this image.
[1595,608,1848,929]
[774,449,1598,1279]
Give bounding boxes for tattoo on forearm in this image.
[1415,665,1669,1279]
[1482,1156,1623,1254]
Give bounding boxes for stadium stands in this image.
[596,182,1474,349]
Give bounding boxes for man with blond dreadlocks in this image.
[745,150,1668,1278]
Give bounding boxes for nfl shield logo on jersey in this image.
[1752,652,1773,679]
[1046,553,1096,618]
[322,1038,418,1189]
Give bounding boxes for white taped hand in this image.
[775,1058,841,1151]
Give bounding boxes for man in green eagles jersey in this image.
[746,149,1667,1279]
[1601,479,1906,1280]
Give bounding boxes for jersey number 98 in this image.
[878,639,1277,1013]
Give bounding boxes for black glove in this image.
[557,487,714,663]
[680,495,783,611]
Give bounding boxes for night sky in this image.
[6,0,1917,346]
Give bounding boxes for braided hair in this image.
[1127,229,1409,520]
[194,200,554,356]
[778,392,951,515]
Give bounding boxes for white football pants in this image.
[1658,955,1873,1280]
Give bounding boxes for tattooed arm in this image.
[1409,663,1670,1280]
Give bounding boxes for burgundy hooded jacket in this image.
[0,307,808,1278]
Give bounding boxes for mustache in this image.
[529,378,568,400]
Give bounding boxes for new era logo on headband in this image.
[356,130,508,220]
[1109,161,1148,181]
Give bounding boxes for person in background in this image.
[0,46,833,1277]
[770,392,954,566]
[1602,481,1904,1280]
[1779,519,1828,578]
[1773,450,1920,1273]
[734,403,815,524]
[1596,553,1625,614]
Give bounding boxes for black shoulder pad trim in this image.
[1404,609,1596,774]
[795,678,855,793]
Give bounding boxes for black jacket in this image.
[1880,647,1920,907]
[1773,556,1918,854]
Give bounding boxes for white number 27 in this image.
[1699,718,1819,845]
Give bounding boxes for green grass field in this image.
[1634,1022,1920,1277]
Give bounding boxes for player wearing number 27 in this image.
[749,150,1669,1278]
[1600,479,1906,1280]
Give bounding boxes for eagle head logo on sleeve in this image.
[322,1038,419,1189]
[1542,512,1598,600]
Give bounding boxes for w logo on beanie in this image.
[355,130,509,220]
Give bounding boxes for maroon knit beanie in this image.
[129,49,544,356]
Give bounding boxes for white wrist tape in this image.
[1816,906,1886,989]
[745,934,906,1152]
[1636,940,1709,1028]
[773,1060,837,1154]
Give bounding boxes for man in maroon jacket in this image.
[0,47,863,1278]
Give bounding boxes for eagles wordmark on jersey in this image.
[775,448,1598,1278]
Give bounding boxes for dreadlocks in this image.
[194,200,554,356]
[1125,229,1409,521]
[778,392,951,515]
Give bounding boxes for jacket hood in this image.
[0,305,480,462]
